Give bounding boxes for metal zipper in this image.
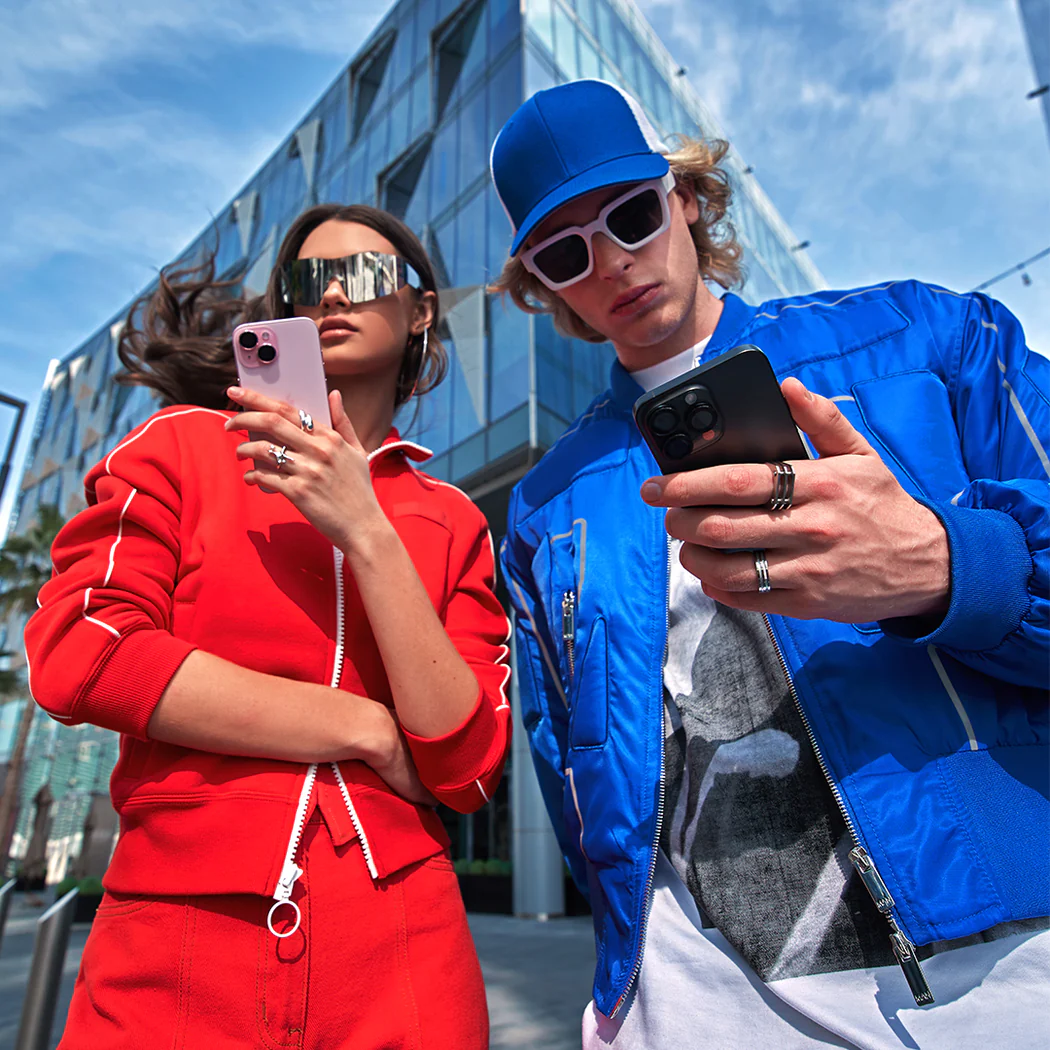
[610,536,672,1019]
[850,846,934,1006]
[762,615,934,1007]
[561,590,577,683]
[328,546,378,879]
[268,762,317,938]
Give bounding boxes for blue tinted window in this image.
[575,0,597,39]
[455,192,487,287]
[346,142,368,203]
[388,87,412,161]
[318,163,349,205]
[552,3,578,78]
[402,148,431,234]
[535,315,573,421]
[488,52,522,147]
[490,0,521,56]
[527,0,555,55]
[392,17,415,89]
[488,300,530,419]
[410,69,430,139]
[432,213,457,284]
[486,185,513,278]
[525,41,559,95]
[594,0,618,66]
[414,0,436,67]
[458,86,488,193]
[740,250,781,306]
[577,32,601,80]
[429,119,459,218]
[321,85,349,171]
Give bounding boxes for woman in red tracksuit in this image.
[24,204,511,1049]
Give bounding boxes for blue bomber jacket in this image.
[500,281,1049,1018]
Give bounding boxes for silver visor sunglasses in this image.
[279,251,422,307]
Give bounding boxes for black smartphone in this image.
[633,344,808,474]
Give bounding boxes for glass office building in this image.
[4,0,824,885]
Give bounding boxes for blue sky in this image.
[0,0,1047,536]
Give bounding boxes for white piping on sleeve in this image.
[104,407,228,475]
[475,779,490,804]
[82,589,119,639]
[997,358,1050,478]
[103,489,137,586]
[927,646,979,752]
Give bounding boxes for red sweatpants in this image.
[58,812,488,1048]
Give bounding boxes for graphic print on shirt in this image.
[662,550,1048,982]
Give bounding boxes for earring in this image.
[407,327,429,399]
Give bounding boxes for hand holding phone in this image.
[232,316,331,489]
[633,344,808,474]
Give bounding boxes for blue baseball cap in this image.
[490,79,670,257]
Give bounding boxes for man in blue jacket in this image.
[491,79,1048,1049]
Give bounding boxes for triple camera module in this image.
[643,385,720,461]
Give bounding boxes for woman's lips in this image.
[610,284,659,316]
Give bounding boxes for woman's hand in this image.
[358,704,438,807]
[225,386,389,553]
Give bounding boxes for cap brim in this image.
[509,152,670,257]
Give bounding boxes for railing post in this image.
[15,888,78,1050]
[0,877,14,954]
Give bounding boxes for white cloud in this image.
[636,0,1050,351]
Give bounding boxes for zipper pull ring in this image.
[268,860,304,938]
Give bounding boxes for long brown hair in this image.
[117,204,448,410]
[489,136,743,343]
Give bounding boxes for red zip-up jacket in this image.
[24,406,511,905]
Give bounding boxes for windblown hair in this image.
[488,136,744,343]
[117,204,447,410]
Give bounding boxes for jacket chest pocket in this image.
[533,519,609,750]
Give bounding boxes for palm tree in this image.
[0,504,64,869]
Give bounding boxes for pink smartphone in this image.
[232,316,331,489]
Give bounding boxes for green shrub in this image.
[77,877,104,896]
[466,859,488,875]
[453,858,470,875]
[54,876,78,898]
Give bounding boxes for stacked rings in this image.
[766,461,795,512]
[753,550,772,594]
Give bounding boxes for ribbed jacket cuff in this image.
[880,498,1032,652]
[401,683,499,789]
[77,630,197,740]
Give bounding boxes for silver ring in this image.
[766,461,795,512]
[754,550,772,593]
[298,410,314,432]
[268,444,293,470]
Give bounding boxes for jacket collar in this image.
[608,292,758,410]
[367,428,433,465]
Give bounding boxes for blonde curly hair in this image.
[488,136,743,343]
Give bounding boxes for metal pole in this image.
[0,391,27,513]
[15,887,78,1050]
[0,877,14,954]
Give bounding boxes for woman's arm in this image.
[149,650,434,801]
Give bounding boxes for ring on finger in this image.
[269,444,293,470]
[298,409,314,432]
[753,549,772,593]
[766,461,795,512]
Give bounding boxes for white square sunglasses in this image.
[521,172,677,291]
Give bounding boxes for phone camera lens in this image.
[238,330,258,350]
[688,405,715,432]
[257,344,277,363]
[648,406,677,435]
[663,433,692,460]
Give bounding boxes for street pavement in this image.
[0,892,595,1049]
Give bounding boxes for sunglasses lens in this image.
[606,189,664,246]
[533,234,590,286]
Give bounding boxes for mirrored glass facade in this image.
[5,0,824,882]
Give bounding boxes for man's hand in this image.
[640,378,951,624]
